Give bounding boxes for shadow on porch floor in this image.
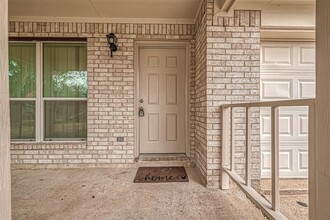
[12,167,266,220]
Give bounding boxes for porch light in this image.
[106,33,117,57]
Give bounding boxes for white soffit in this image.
[234,0,315,29]
[9,0,202,24]
[9,0,316,27]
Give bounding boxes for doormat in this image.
[134,166,189,183]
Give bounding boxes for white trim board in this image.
[9,16,195,24]
[261,29,315,41]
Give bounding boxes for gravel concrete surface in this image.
[12,167,266,220]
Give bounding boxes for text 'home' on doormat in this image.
[134,166,189,183]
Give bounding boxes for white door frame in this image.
[134,41,191,158]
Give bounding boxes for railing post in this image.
[308,102,316,219]
[271,107,280,211]
[221,107,230,190]
[245,107,252,187]
[231,107,235,171]
[0,0,12,218]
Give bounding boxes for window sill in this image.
[11,140,87,144]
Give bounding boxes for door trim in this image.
[134,41,191,158]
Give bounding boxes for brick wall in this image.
[9,6,261,188]
[9,22,196,167]
[191,0,261,188]
[206,10,261,187]
[193,0,208,185]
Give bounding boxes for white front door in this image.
[139,48,186,154]
[260,42,315,178]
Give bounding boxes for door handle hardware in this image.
[139,107,145,117]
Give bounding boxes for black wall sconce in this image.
[106,33,117,57]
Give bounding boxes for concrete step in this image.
[136,154,194,168]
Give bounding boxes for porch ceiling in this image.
[9,0,202,22]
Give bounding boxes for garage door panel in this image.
[279,115,294,136]
[262,42,315,70]
[298,150,308,171]
[298,46,315,65]
[279,150,293,172]
[261,114,293,136]
[298,80,315,98]
[261,79,293,100]
[261,150,293,174]
[260,41,315,178]
[261,108,309,142]
[261,44,293,65]
[260,115,271,136]
[261,151,271,171]
[261,77,314,101]
[298,114,309,136]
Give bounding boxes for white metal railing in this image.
[220,99,315,220]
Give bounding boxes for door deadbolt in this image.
[139,107,145,117]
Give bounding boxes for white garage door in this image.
[260,42,315,178]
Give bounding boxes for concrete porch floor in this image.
[12,167,266,220]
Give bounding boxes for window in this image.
[9,42,87,142]
[9,43,36,141]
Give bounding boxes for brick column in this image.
[193,0,208,186]
[206,10,261,188]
